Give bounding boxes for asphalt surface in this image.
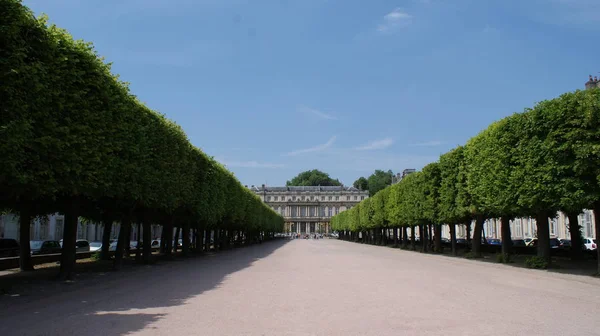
[1,239,599,336]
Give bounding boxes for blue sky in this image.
[23,0,600,186]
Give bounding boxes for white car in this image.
[583,237,597,251]
[89,241,102,252]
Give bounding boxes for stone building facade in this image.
[251,185,369,234]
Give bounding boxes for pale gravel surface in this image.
[1,239,599,336]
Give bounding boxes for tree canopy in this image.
[286,170,342,186]
[332,87,600,271]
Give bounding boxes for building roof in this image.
[250,185,364,192]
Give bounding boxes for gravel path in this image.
[1,239,599,336]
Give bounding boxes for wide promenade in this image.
[0,239,598,335]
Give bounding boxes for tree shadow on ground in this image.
[0,239,289,336]
[349,240,599,279]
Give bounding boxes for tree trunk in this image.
[450,224,457,256]
[402,227,409,249]
[160,225,166,254]
[421,224,429,252]
[471,216,484,257]
[500,216,512,256]
[113,218,130,270]
[566,211,584,260]
[204,229,211,251]
[410,226,416,250]
[18,208,34,271]
[124,223,132,258]
[58,199,79,280]
[101,217,113,260]
[393,227,398,247]
[182,223,190,257]
[593,207,600,274]
[173,226,180,253]
[142,221,152,264]
[535,213,551,264]
[214,229,221,250]
[135,223,142,261]
[434,224,442,253]
[165,220,174,256]
[465,221,472,246]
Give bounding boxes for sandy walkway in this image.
[0,239,598,336]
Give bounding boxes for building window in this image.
[292,196,296,201]
[353,196,357,200]
[268,196,272,201]
[361,196,365,200]
[346,196,350,201]
[321,196,325,201]
[301,196,305,201]
[328,196,332,201]
[55,218,64,240]
[335,196,339,201]
[329,207,334,216]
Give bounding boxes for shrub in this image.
[525,256,548,269]
[90,252,101,261]
[496,253,512,263]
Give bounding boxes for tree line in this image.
[331,88,600,272]
[0,0,284,279]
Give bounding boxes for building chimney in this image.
[586,75,596,90]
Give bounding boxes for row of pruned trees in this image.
[0,0,283,279]
[332,88,600,271]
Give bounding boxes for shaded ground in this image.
[1,239,599,336]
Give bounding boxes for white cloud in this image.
[355,138,394,151]
[219,159,285,169]
[298,106,337,120]
[285,136,337,156]
[409,140,444,147]
[377,8,412,33]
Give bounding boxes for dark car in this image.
[30,240,62,255]
[512,239,527,247]
[550,238,561,249]
[488,239,502,246]
[559,239,571,248]
[456,238,467,245]
[0,238,20,258]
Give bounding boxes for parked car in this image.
[512,239,527,247]
[487,239,501,246]
[75,239,90,252]
[456,238,467,245]
[559,239,571,248]
[0,238,20,258]
[30,240,62,255]
[583,238,597,251]
[89,241,102,252]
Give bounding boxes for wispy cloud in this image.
[355,138,394,151]
[409,140,444,147]
[482,24,499,34]
[218,159,285,169]
[298,106,337,120]
[285,136,337,156]
[377,8,412,33]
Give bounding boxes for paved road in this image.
[1,239,599,336]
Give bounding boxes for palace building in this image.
[250,185,369,234]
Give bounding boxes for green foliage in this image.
[0,0,284,251]
[495,253,512,263]
[286,170,342,186]
[367,170,393,196]
[353,177,368,191]
[525,256,548,269]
